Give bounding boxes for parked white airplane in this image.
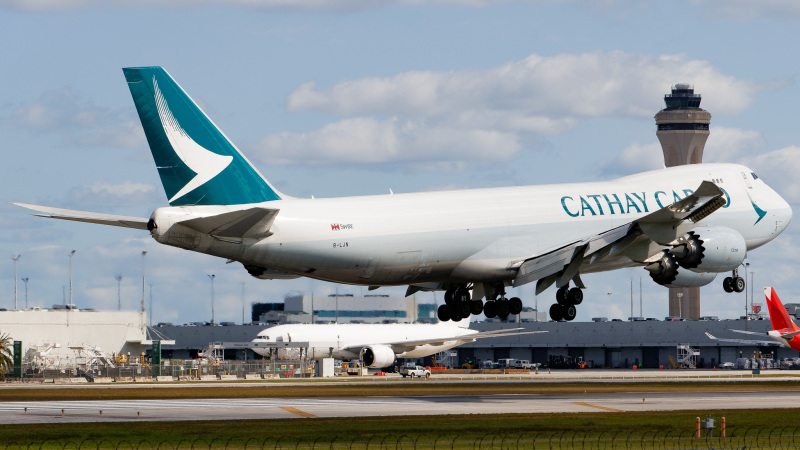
[250,318,542,368]
[15,67,792,323]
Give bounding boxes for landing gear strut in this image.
[723,268,746,293]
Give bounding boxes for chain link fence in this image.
[3,427,800,449]
[12,360,315,382]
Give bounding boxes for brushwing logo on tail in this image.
[153,76,233,203]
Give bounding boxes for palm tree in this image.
[0,333,13,378]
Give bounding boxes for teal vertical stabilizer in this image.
[123,67,282,206]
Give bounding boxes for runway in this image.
[2,390,800,424]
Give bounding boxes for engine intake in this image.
[645,250,717,288]
[669,226,746,273]
[361,345,396,368]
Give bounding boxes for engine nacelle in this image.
[664,268,717,288]
[668,226,746,273]
[361,345,396,368]
[645,251,717,288]
[244,264,301,280]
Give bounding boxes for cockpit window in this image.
[751,172,759,180]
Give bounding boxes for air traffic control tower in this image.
[655,83,711,319]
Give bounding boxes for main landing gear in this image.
[437,285,522,322]
[548,285,582,322]
[723,268,746,293]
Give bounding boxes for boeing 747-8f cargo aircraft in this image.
[250,318,543,368]
[15,67,792,322]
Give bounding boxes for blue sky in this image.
[2,0,799,324]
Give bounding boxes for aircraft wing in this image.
[13,203,149,230]
[705,332,779,346]
[513,181,726,293]
[343,329,547,355]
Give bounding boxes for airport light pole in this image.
[12,254,20,310]
[115,274,123,311]
[241,282,246,324]
[68,250,76,308]
[21,277,29,309]
[149,284,153,326]
[607,292,612,319]
[141,251,147,313]
[744,262,750,319]
[208,274,216,325]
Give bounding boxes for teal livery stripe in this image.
[123,67,280,206]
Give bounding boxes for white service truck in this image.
[400,365,431,378]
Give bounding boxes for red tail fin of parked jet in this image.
[764,288,800,352]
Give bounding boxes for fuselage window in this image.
[752,172,759,180]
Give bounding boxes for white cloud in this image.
[253,117,520,167]
[598,141,664,177]
[288,51,759,119]
[67,181,160,208]
[265,51,762,168]
[738,146,800,203]
[1,0,552,12]
[704,126,766,162]
[691,0,800,19]
[2,88,145,149]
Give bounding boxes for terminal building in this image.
[0,307,154,365]
[147,295,800,367]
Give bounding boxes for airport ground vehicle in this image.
[400,364,431,378]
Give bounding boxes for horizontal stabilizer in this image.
[179,207,279,239]
[13,203,149,230]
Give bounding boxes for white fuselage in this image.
[251,322,476,360]
[150,163,792,288]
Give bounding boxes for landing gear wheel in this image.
[444,288,455,305]
[733,276,746,293]
[556,286,570,305]
[723,277,734,293]
[567,288,583,305]
[549,304,564,322]
[451,312,463,322]
[455,287,471,303]
[484,301,497,318]
[497,301,510,319]
[457,301,471,318]
[562,305,577,321]
[508,297,523,315]
[437,304,451,322]
[470,300,483,315]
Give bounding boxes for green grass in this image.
[1,410,799,448]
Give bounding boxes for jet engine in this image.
[645,251,717,288]
[668,226,746,273]
[361,345,396,368]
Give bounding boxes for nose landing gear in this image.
[723,268,746,293]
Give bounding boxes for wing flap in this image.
[14,203,149,230]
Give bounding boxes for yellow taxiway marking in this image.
[572,402,622,412]
[280,406,316,418]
